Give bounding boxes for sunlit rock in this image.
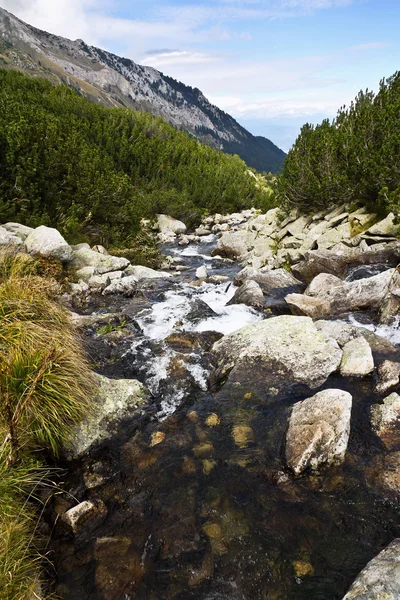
[286,389,352,475]
[340,337,374,377]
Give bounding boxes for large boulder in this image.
[211,315,342,392]
[227,280,264,308]
[306,269,393,315]
[25,225,73,262]
[212,230,248,260]
[234,267,303,295]
[342,539,400,600]
[365,212,400,237]
[64,374,150,458]
[286,389,352,475]
[315,319,397,355]
[157,214,186,235]
[292,244,400,283]
[102,275,138,296]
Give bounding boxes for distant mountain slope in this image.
[0,7,286,173]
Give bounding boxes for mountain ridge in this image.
[0,7,286,173]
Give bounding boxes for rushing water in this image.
[51,237,400,600]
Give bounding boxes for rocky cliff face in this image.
[0,7,286,173]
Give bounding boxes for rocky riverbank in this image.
[2,206,400,599]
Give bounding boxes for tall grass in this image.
[0,248,96,599]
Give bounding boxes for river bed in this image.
[50,236,400,600]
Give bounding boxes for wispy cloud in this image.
[351,41,390,50]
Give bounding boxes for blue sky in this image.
[4,0,400,150]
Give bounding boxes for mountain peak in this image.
[0,6,286,172]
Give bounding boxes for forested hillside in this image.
[277,71,400,215]
[0,70,270,246]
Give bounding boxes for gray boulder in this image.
[285,293,331,318]
[212,230,248,260]
[0,225,24,247]
[124,265,171,280]
[286,389,352,475]
[64,374,150,458]
[234,267,303,294]
[25,225,73,262]
[157,214,186,235]
[102,275,138,296]
[371,392,400,449]
[365,212,400,237]
[73,246,129,273]
[227,280,264,308]
[375,360,400,395]
[342,539,400,600]
[340,337,374,377]
[211,315,342,391]
[2,222,34,240]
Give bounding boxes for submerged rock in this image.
[25,225,73,262]
[342,539,400,599]
[227,280,264,308]
[286,389,352,475]
[211,315,342,392]
[340,337,374,377]
[61,500,107,534]
[64,374,150,458]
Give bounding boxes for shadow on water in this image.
[49,239,400,600]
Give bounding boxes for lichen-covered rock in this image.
[365,212,400,237]
[234,267,303,294]
[315,320,397,355]
[211,315,342,391]
[371,392,400,449]
[342,539,400,600]
[212,230,248,260]
[286,389,352,475]
[340,337,374,377]
[88,274,111,292]
[305,273,343,296]
[64,374,150,458]
[227,280,264,308]
[72,246,129,273]
[25,225,73,262]
[285,293,331,318]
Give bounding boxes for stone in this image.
[195,226,210,236]
[61,500,107,534]
[211,230,248,259]
[124,265,171,280]
[367,452,400,495]
[2,222,34,239]
[0,225,24,246]
[371,392,400,449]
[178,235,190,246]
[157,214,186,235]
[286,389,352,475]
[227,280,264,308]
[73,246,129,273]
[292,244,400,283]
[76,266,96,282]
[305,273,343,297]
[196,265,209,280]
[328,212,349,227]
[375,360,400,395]
[64,374,150,458]
[315,319,397,355]
[342,539,400,600]
[317,228,343,250]
[102,275,138,296]
[211,315,342,391]
[233,267,303,295]
[285,293,331,318]
[186,299,217,323]
[107,270,124,281]
[25,225,73,262]
[340,337,374,377]
[365,212,400,237]
[88,274,111,292]
[308,269,394,315]
[92,244,108,255]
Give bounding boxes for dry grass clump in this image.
[0,248,96,598]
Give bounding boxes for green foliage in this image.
[109,230,163,269]
[97,317,127,337]
[277,71,400,215]
[0,69,271,246]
